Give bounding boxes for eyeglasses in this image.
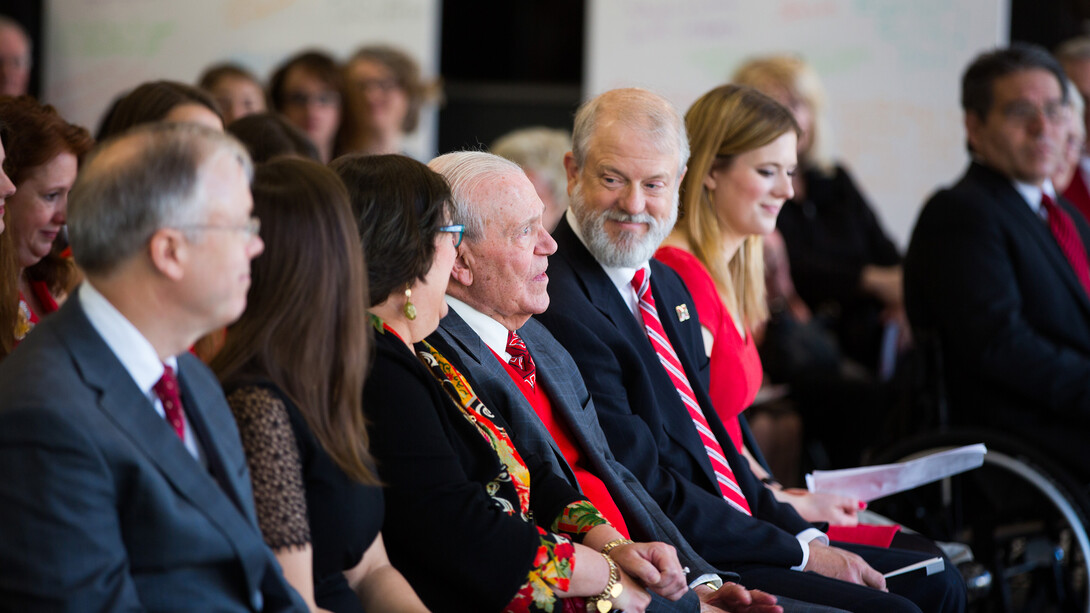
[354,78,400,94]
[177,217,261,239]
[438,224,465,247]
[1001,100,1066,124]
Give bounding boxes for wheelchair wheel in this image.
[867,430,1090,613]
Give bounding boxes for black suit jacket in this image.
[536,218,814,572]
[905,162,1090,477]
[0,295,305,612]
[364,326,588,612]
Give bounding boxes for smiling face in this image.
[8,151,78,268]
[565,117,683,268]
[708,131,797,249]
[346,58,409,136]
[966,68,1065,186]
[456,170,557,329]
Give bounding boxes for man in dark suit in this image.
[0,123,306,611]
[905,44,1090,485]
[428,150,819,613]
[538,87,966,613]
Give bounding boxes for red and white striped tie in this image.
[631,268,752,516]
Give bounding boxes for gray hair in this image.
[427,151,524,242]
[491,127,571,204]
[69,122,253,275]
[570,88,689,177]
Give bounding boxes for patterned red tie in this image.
[630,268,751,515]
[153,364,187,440]
[506,330,536,388]
[1042,194,1090,298]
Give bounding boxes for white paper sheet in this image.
[805,444,986,502]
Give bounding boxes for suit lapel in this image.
[971,163,1090,317]
[553,219,721,489]
[53,302,267,600]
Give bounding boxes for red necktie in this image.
[154,364,187,440]
[1042,194,1090,298]
[506,330,536,388]
[630,268,751,516]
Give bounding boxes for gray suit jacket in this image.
[432,309,727,612]
[0,296,306,612]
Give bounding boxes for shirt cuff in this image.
[791,528,830,571]
[688,573,721,589]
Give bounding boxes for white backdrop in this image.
[586,0,1009,247]
[42,0,440,160]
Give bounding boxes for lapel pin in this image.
[675,304,690,322]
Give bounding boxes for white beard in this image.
[568,181,678,268]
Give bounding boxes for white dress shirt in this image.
[79,282,205,463]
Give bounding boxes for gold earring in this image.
[403,286,417,320]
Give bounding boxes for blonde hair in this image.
[678,84,798,328]
[732,54,833,174]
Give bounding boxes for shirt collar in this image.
[1011,178,1056,217]
[565,208,647,319]
[446,295,516,360]
[79,282,177,397]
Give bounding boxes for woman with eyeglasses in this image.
[213,157,426,613]
[332,153,667,612]
[340,45,435,158]
[270,51,345,163]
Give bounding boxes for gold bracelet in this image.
[586,553,623,613]
[599,537,634,557]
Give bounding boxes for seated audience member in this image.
[213,158,425,612]
[198,62,268,125]
[98,80,224,139]
[0,123,306,610]
[0,16,31,97]
[269,51,343,162]
[733,55,905,378]
[335,152,686,612]
[429,150,864,613]
[905,44,1090,486]
[1052,81,1087,199]
[1056,36,1090,220]
[536,87,967,613]
[655,84,866,529]
[0,96,93,343]
[341,45,434,157]
[0,122,18,359]
[491,127,572,232]
[227,112,320,163]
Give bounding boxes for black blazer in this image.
[363,327,585,612]
[905,162,1090,477]
[535,218,814,572]
[0,295,305,611]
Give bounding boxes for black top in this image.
[225,381,383,613]
[363,326,585,612]
[776,164,901,368]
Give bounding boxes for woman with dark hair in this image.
[334,153,676,612]
[212,157,425,613]
[269,51,344,162]
[198,62,268,125]
[341,45,435,157]
[0,122,19,359]
[226,112,320,163]
[98,80,223,139]
[0,96,93,347]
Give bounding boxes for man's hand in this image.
[609,541,688,601]
[777,489,861,526]
[694,582,783,613]
[804,542,886,591]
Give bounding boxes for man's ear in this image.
[449,244,473,288]
[147,228,188,281]
[964,112,983,154]
[563,151,579,197]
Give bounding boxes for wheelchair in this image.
[866,335,1090,612]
